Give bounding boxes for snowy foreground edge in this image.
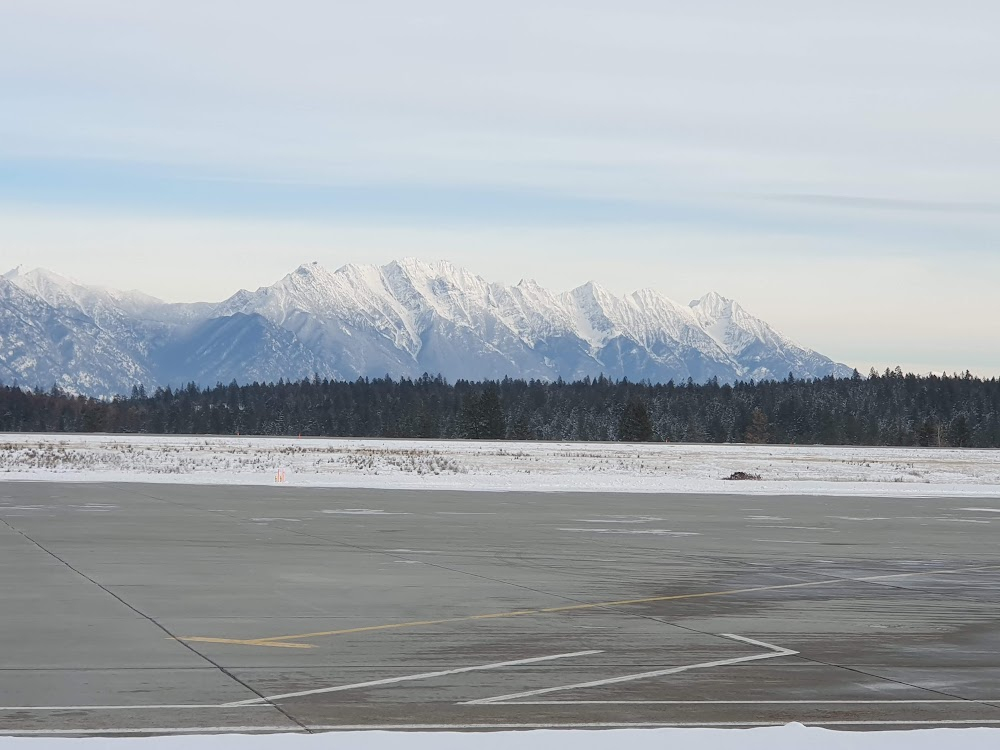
[3,726,1000,749]
[1,434,1000,497]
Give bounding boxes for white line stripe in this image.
[6,698,997,711]
[5,698,997,712]
[493,699,1000,705]
[463,635,796,705]
[855,564,1000,583]
[718,633,794,653]
[10,720,1000,734]
[464,651,793,705]
[0,704,272,711]
[1,727,303,736]
[223,649,602,707]
[314,720,1000,727]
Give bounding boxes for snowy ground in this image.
[1,434,999,497]
[2,726,1000,748]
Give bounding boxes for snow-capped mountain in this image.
[689,291,845,382]
[0,270,157,396]
[0,260,853,396]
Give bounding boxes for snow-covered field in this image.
[1,434,999,497]
[4,726,1000,749]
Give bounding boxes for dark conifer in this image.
[618,399,654,442]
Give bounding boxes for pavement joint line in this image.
[221,649,604,707]
[462,633,796,705]
[773,641,1000,711]
[178,563,1000,648]
[572,586,1000,718]
[11,720,1000,734]
[157,496,823,655]
[0,512,312,733]
[138,484,605,646]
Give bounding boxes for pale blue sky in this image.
[2,1,998,374]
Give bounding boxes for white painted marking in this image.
[224,649,603,707]
[720,634,796,652]
[960,507,1000,513]
[263,719,1000,727]
[2,727,303,736]
[752,525,832,530]
[464,634,795,705]
[385,549,443,553]
[11,720,1000,735]
[752,539,819,544]
[12,698,992,712]
[0,705,271,711]
[559,528,699,536]
[860,563,1000,582]
[495,699,1000,705]
[251,517,301,522]
[901,516,990,524]
[832,516,890,521]
[322,508,410,515]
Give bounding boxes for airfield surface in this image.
[2,482,1000,736]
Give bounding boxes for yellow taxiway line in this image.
[177,563,1000,649]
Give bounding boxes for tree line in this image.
[1,368,998,447]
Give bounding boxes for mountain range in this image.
[0,260,853,397]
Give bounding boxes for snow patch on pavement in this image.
[2,725,1000,748]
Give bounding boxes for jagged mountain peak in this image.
[0,258,853,395]
[690,290,736,313]
[632,287,693,313]
[383,258,492,302]
[570,279,613,298]
[10,265,81,289]
[6,266,165,314]
[286,261,337,284]
[293,260,327,276]
[388,257,462,276]
[235,262,347,319]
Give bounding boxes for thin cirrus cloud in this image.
[767,194,1000,216]
[0,0,998,374]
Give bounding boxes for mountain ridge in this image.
[0,260,854,396]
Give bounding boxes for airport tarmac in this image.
[1,481,1000,736]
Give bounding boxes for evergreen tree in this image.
[478,388,507,439]
[948,414,972,447]
[1,368,999,447]
[618,399,654,442]
[459,393,481,439]
[745,408,770,444]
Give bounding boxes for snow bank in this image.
[1,434,999,497]
[3,726,1000,749]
